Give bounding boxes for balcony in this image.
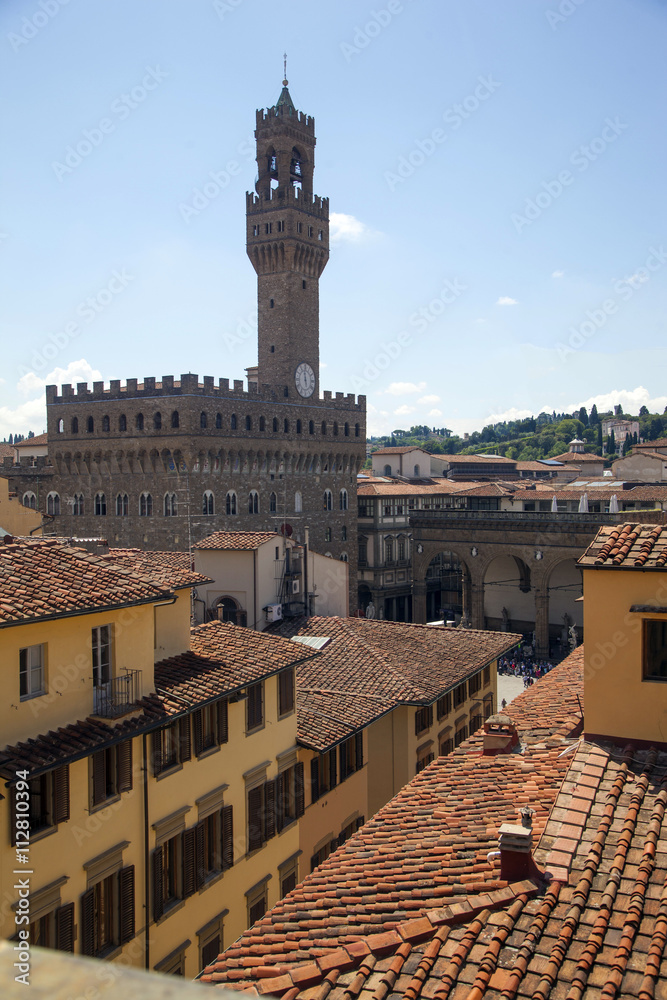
[93,669,142,718]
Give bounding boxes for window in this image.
[339,732,363,782]
[117,414,126,431]
[484,664,491,686]
[469,711,483,733]
[197,804,234,883]
[385,539,393,564]
[398,539,405,561]
[469,672,482,697]
[91,741,133,807]
[87,416,94,433]
[310,749,337,804]
[279,856,299,898]
[309,420,314,434]
[248,490,259,514]
[154,412,162,430]
[244,415,252,432]
[115,493,128,516]
[20,643,45,700]
[247,883,268,926]
[284,418,289,433]
[22,491,37,509]
[246,682,263,732]
[278,667,295,716]
[643,620,667,680]
[80,863,134,956]
[321,420,327,435]
[25,899,75,952]
[92,625,112,707]
[164,492,177,517]
[252,224,260,237]
[140,492,153,516]
[453,682,467,708]
[342,526,347,541]
[454,725,468,747]
[355,423,360,437]
[296,419,302,434]
[200,412,207,429]
[358,539,367,565]
[415,705,434,735]
[215,412,222,429]
[46,492,60,515]
[231,414,237,430]
[439,731,454,756]
[247,765,305,854]
[193,699,228,756]
[416,744,435,774]
[202,490,214,515]
[135,413,144,431]
[272,417,278,432]
[323,490,332,511]
[151,718,191,776]
[102,415,110,432]
[340,553,348,562]
[325,527,332,543]
[12,766,69,841]
[71,417,78,434]
[95,492,107,516]
[310,842,333,872]
[155,945,187,976]
[170,410,179,428]
[269,491,277,513]
[333,422,339,436]
[199,911,227,971]
[339,489,348,511]
[57,418,64,433]
[294,491,302,513]
[152,833,182,919]
[226,491,237,515]
[437,692,452,719]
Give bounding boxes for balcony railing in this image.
[93,669,142,718]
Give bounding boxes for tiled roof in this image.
[194,531,281,550]
[372,447,426,456]
[274,616,520,751]
[0,444,14,461]
[14,432,48,448]
[625,450,667,462]
[450,482,515,497]
[634,438,667,450]
[105,548,212,589]
[0,538,172,626]
[579,522,667,568]
[516,460,563,470]
[358,482,460,497]
[443,453,517,464]
[551,450,602,463]
[200,649,586,992]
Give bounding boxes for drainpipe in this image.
[304,526,309,617]
[142,733,150,970]
[253,546,258,630]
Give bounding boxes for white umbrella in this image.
[609,494,619,513]
[578,493,589,513]
[551,495,558,513]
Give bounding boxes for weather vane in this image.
[283,52,288,87]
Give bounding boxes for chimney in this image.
[482,713,519,755]
[499,807,535,881]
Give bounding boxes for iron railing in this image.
[93,669,142,718]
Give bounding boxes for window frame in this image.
[20,643,46,700]
[643,619,667,681]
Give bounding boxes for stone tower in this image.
[246,76,329,399]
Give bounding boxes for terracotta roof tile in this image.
[579,522,667,569]
[105,547,212,589]
[194,531,283,550]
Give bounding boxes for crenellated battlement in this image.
[256,106,314,134]
[45,375,365,411]
[246,187,328,219]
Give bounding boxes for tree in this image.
[578,406,589,427]
[614,404,623,416]
[608,430,616,454]
[589,404,599,425]
[639,405,649,417]
[597,424,603,450]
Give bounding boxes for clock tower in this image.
[247,72,329,397]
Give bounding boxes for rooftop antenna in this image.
[283,52,288,87]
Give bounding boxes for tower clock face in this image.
[295,362,316,397]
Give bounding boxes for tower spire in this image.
[283,51,288,87]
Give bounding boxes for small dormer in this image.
[569,437,585,454]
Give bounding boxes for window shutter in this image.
[221,805,233,870]
[193,709,204,757]
[356,816,365,830]
[195,820,205,888]
[55,902,75,952]
[183,828,197,898]
[275,773,285,833]
[295,761,305,817]
[152,846,164,922]
[119,865,135,943]
[80,888,95,956]
[179,716,191,762]
[117,740,133,793]
[329,839,338,857]
[428,705,434,728]
[310,758,320,804]
[339,744,348,782]
[217,699,228,745]
[151,730,162,774]
[247,787,263,853]
[264,779,276,840]
[415,711,420,736]
[329,749,337,789]
[54,766,70,823]
[92,752,106,807]
[355,732,363,771]
[310,854,319,872]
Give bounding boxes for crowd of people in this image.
[497,653,555,688]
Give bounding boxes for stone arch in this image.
[424,549,470,623]
[546,556,584,643]
[483,554,534,633]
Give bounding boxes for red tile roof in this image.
[105,548,212,590]
[579,521,667,568]
[358,482,460,497]
[633,438,667,450]
[14,432,48,448]
[551,450,602,463]
[372,447,427,456]
[200,650,586,992]
[443,453,517,464]
[194,531,282,550]
[0,538,172,626]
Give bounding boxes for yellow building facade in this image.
[0,475,43,537]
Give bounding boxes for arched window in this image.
[309,420,314,434]
[86,416,94,433]
[245,415,252,431]
[140,492,153,516]
[47,492,60,516]
[414,464,420,477]
[248,490,259,514]
[164,492,177,516]
[95,492,107,516]
[171,411,179,428]
[226,491,237,515]
[202,490,214,515]
[102,415,110,432]
[269,491,277,513]
[136,413,144,431]
[22,492,36,509]
[73,493,84,516]
[323,489,333,511]
[355,423,360,437]
[384,464,392,476]
[119,414,127,432]
[231,414,237,430]
[340,553,348,562]
[341,525,347,541]
[200,412,208,429]
[339,489,348,511]
[272,417,279,432]
[344,423,350,437]
[71,417,78,434]
[325,527,332,543]
[333,422,339,436]
[294,491,302,513]
[154,412,162,430]
[259,416,265,431]
[57,419,64,433]
[215,413,222,429]
[284,418,289,433]
[321,421,327,435]
[296,419,302,434]
[385,538,393,563]
[115,493,128,516]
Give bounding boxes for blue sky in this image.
[1,0,666,439]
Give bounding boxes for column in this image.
[535,589,549,657]
[412,580,427,624]
[471,581,485,630]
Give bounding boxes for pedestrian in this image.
[501,698,507,710]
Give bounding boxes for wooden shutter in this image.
[247,787,263,853]
[183,828,197,898]
[92,752,106,807]
[117,740,133,793]
[221,805,233,870]
[152,846,164,922]
[356,816,365,831]
[151,729,162,775]
[310,853,319,872]
[295,761,305,817]
[264,779,276,840]
[217,699,228,744]
[193,709,204,757]
[80,888,95,956]
[415,710,421,736]
[55,902,75,952]
[195,820,206,887]
[179,716,191,762]
[355,732,363,772]
[428,705,434,728]
[118,865,135,943]
[275,773,285,833]
[329,749,337,789]
[54,766,70,823]
[310,758,320,804]
[339,743,348,782]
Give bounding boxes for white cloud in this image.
[418,394,440,405]
[17,359,103,397]
[566,386,667,416]
[428,408,443,418]
[394,404,416,417]
[552,270,564,278]
[483,406,534,425]
[496,296,518,306]
[383,381,427,396]
[329,213,377,243]
[0,397,47,440]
